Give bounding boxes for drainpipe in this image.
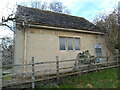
[24,29,27,74]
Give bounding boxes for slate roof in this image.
[15,5,103,32]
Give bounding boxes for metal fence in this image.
[0,55,120,89]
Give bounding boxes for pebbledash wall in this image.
[14,26,112,74]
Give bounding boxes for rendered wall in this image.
[14,27,112,74]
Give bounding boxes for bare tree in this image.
[22,0,70,14]
[30,1,42,9]
[1,36,14,65]
[41,2,48,10]
[49,2,63,13]
[0,2,16,66]
[93,7,119,52]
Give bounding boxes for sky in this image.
[0,0,119,38]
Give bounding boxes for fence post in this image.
[0,43,2,90]
[106,54,109,68]
[95,57,98,72]
[106,53,109,62]
[32,57,35,89]
[56,56,59,84]
[74,59,77,72]
[117,54,119,68]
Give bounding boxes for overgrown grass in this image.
[38,68,120,88]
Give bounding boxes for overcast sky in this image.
[0,0,119,38]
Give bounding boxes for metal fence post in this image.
[56,56,59,84]
[32,57,35,89]
[0,43,2,90]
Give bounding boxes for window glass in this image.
[68,38,73,50]
[74,38,80,50]
[95,48,102,56]
[59,37,66,50]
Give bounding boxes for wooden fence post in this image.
[106,53,110,68]
[56,56,59,83]
[117,55,119,68]
[106,57,109,69]
[106,53,109,62]
[32,57,35,89]
[95,57,98,72]
[0,43,2,90]
[74,59,77,72]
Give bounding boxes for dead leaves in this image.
[86,84,93,88]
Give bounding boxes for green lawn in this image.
[39,68,120,88]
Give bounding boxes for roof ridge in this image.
[17,5,86,20]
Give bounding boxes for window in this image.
[59,37,80,51]
[95,45,102,56]
[74,38,80,50]
[59,37,66,50]
[95,48,102,56]
[68,38,73,50]
[95,45,103,62]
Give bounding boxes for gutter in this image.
[29,24,104,35]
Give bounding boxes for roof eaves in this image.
[29,24,104,35]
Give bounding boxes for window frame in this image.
[67,37,74,50]
[94,45,103,56]
[74,38,80,50]
[59,37,67,50]
[59,36,80,51]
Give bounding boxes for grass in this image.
[38,68,120,88]
[2,73,12,80]
[3,76,12,80]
